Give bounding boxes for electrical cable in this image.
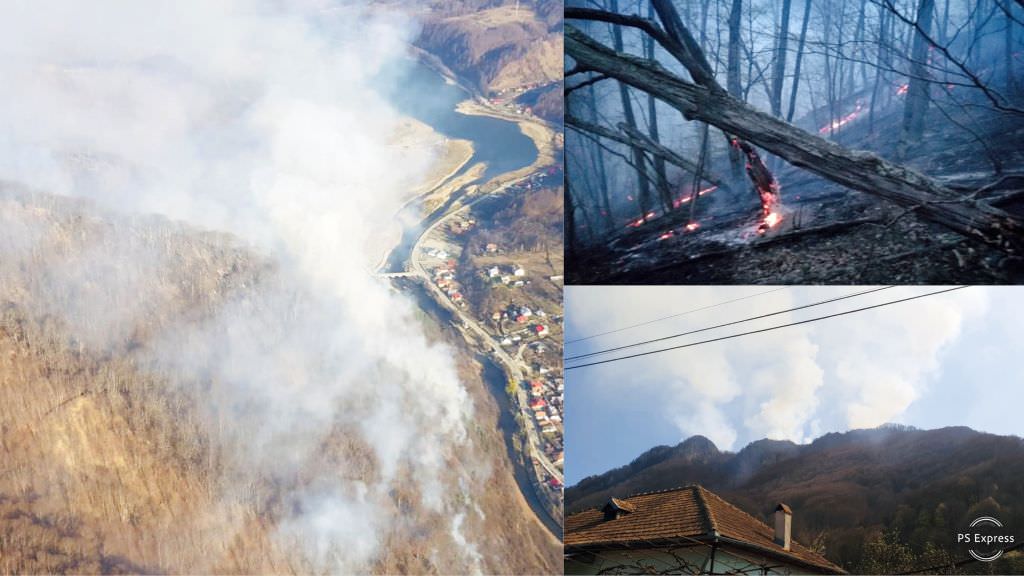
[567,285,895,361]
[565,286,968,371]
[566,287,788,345]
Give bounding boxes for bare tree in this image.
[727,0,744,179]
[786,0,813,123]
[609,0,653,218]
[770,0,794,116]
[899,0,937,157]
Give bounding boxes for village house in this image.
[530,380,544,397]
[565,485,845,575]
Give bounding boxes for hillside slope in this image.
[414,0,562,97]
[0,187,560,574]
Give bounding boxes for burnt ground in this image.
[567,91,1024,284]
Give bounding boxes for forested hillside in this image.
[566,426,1024,573]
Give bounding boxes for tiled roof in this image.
[565,485,845,574]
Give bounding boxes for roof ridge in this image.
[570,483,703,513]
[692,485,719,535]
[618,482,705,500]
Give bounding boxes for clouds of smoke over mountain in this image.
[564,286,987,463]
[0,0,481,571]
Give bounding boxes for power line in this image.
[565,286,969,371]
[566,286,895,362]
[565,286,789,345]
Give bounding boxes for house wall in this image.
[565,546,810,575]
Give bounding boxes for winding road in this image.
[406,175,564,487]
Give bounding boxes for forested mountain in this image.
[566,426,1024,573]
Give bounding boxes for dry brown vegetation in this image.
[414,0,562,95]
[0,186,560,574]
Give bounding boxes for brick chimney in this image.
[774,503,792,550]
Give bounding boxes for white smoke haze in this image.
[565,286,988,454]
[0,0,485,572]
[814,288,989,430]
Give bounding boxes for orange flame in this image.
[625,211,657,228]
[818,102,865,134]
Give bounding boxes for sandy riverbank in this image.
[367,116,475,272]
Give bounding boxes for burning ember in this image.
[735,139,784,235]
[818,101,865,134]
[756,188,784,234]
[656,221,700,242]
[896,83,909,96]
[625,211,657,228]
[671,185,718,209]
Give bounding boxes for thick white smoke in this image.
[565,286,987,454]
[0,0,481,572]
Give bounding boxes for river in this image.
[379,59,539,273]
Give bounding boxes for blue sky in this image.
[563,286,1024,485]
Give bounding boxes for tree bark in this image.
[869,5,890,133]
[900,0,936,156]
[565,26,1024,253]
[727,0,744,179]
[785,0,812,123]
[770,0,793,117]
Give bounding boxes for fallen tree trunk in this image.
[565,113,727,190]
[566,25,1024,254]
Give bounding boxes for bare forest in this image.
[565,0,1024,283]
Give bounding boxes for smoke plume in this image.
[0,0,483,572]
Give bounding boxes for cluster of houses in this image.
[528,379,564,432]
[528,375,564,477]
[483,95,533,116]
[484,82,554,117]
[486,263,529,288]
[492,302,550,343]
[431,261,465,306]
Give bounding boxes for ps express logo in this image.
[957,516,1015,562]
